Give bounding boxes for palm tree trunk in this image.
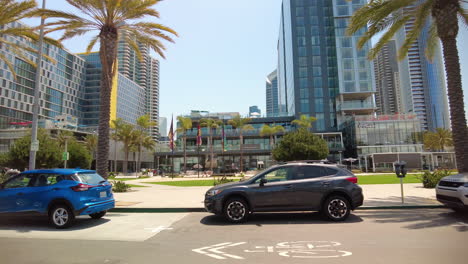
[96,28,118,178]
[137,145,142,175]
[239,132,243,172]
[123,147,129,174]
[440,37,468,172]
[210,129,214,172]
[113,139,117,172]
[183,133,187,173]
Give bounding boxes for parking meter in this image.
[394,161,407,204]
[394,161,407,178]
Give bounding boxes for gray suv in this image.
[204,162,363,223]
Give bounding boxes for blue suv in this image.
[0,169,115,228]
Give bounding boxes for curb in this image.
[110,205,445,213]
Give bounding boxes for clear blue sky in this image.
[24,0,468,124]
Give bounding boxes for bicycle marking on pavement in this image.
[192,241,352,260]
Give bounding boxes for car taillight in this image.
[71,183,93,192]
[346,176,358,184]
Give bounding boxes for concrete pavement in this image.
[112,176,441,209]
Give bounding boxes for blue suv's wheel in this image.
[49,204,75,229]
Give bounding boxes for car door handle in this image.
[52,188,60,191]
[17,192,24,196]
[322,182,330,186]
[285,185,293,189]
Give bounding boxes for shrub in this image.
[111,181,131,192]
[214,177,234,186]
[420,170,452,188]
[351,169,362,174]
[272,128,329,161]
[0,173,8,184]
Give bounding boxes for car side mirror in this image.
[260,178,267,186]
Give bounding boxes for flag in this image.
[221,124,226,152]
[196,124,202,146]
[168,115,174,151]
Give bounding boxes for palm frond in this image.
[0,52,16,79]
[86,35,100,53]
[367,15,411,59]
[424,23,439,61]
[397,0,434,60]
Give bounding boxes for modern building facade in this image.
[394,4,450,131]
[117,31,161,140]
[373,40,402,115]
[79,52,146,128]
[155,111,345,173]
[266,69,280,117]
[159,117,168,138]
[249,105,261,117]
[0,21,86,130]
[277,0,376,132]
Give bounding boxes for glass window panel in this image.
[313,67,322,76]
[312,46,321,55]
[312,56,321,65]
[313,77,322,87]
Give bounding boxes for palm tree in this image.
[135,115,156,173]
[423,128,453,151]
[292,115,317,129]
[37,0,178,178]
[260,124,286,151]
[111,119,136,174]
[228,115,254,172]
[347,0,468,172]
[0,0,61,78]
[140,134,156,172]
[85,134,98,169]
[200,118,223,172]
[176,116,192,173]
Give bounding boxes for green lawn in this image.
[148,180,220,187]
[148,175,423,187]
[357,174,422,185]
[128,184,149,188]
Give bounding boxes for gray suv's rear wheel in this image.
[224,198,249,223]
[322,195,350,221]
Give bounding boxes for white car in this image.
[436,173,468,212]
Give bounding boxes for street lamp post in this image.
[28,0,47,170]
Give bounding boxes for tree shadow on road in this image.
[355,209,468,232]
[0,214,111,232]
[200,212,363,226]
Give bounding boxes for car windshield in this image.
[74,173,106,185]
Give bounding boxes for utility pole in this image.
[29,0,47,170]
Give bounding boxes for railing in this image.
[338,101,375,110]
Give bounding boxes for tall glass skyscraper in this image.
[266,70,280,117]
[277,0,375,132]
[394,7,450,131]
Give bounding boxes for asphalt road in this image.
[0,208,466,264]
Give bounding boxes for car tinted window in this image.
[255,167,295,183]
[74,173,105,185]
[322,167,338,176]
[3,174,34,189]
[30,174,65,187]
[295,166,324,179]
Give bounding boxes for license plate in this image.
[100,191,106,198]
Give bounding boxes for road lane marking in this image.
[144,226,173,233]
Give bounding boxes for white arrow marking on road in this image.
[144,226,173,233]
[193,242,247,260]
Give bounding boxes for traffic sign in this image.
[30,140,39,151]
[62,152,69,161]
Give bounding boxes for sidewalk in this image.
[112,176,441,210]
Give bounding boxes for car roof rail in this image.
[278,160,337,165]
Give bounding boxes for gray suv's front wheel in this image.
[224,198,249,223]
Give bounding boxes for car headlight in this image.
[206,189,222,196]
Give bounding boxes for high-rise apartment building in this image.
[0,22,159,141]
[373,40,402,115]
[158,117,167,138]
[394,8,450,131]
[117,31,160,140]
[249,106,261,117]
[0,21,85,129]
[266,70,280,117]
[277,0,375,132]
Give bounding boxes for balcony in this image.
[338,100,376,114]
